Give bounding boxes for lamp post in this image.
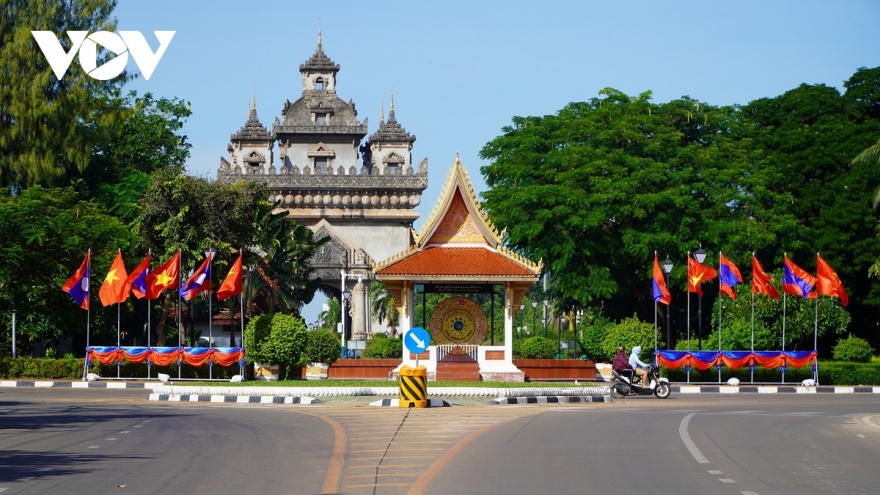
[10,294,16,359]
[342,289,352,359]
[662,256,674,349]
[519,303,525,338]
[542,299,549,338]
[693,248,707,351]
[531,299,538,338]
[559,315,566,358]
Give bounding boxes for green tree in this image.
[304,328,340,365]
[363,333,402,359]
[599,314,661,364]
[1,0,126,188]
[0,187,131,355]
[243,313,307,379]
[369,281,400,336]
[317,298,341,332]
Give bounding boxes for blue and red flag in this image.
[783,255,816,299]
[652,252,671,305]
[719,252,743,300]
[126,252,151,299]
[62,250,90,310]
[180,252,213,300]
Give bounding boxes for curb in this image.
[369,398,451,407]
[673,385,880,393]
[489,395,611,405]
[0,380,161,389]
[148,393,321,404]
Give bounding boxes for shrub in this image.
[519,336,557,359]
[600,314,661,364]
[832,334,874,363]
[243,313,307,379]
[305,329,341,365]
[364,334,403,359]
[578,311,611,362]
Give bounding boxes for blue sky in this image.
[113,0,880,323]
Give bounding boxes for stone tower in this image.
[217,33,428,341]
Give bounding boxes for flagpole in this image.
[239,249,245,378]
[207,248,214,381]
[117,302,121,379]
[178,250,182,381]
[782,252,787,385]
[718,251,722,384]
[750,252,755,384]
[654,299,658,368]
[686,251,691,384]
[147,249,152,381]
[84,249,92,381]
[814,253,820,385]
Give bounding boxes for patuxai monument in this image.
[217,34,428,342]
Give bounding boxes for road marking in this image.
[105,437,117,441]
[742,492,760,495]
[862,415,878,426]
[133,425,143,428]
[16,477,33,482]
[38,468,53,472]
[120,431,130,434]
[858,434,865,438]
[0,487,8,492]
[720,478,736,483]
[88,445,100,449]
[680,413,709,464]
[709,470,722,474]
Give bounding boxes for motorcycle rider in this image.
[612,346,634,383]
[628,346,651,388]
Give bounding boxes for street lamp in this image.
[559,315,566,358]
[542,299,549,338]
[541,318,546,339]
[342,289,352,358]
[693,248,707,351]
[519,302,525,338]
[531,299,538,338]
[662,256,674,350]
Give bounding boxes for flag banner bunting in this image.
[687,257,717,297]
[656,350,817,371]
[651,253,671,305]
[145,251,180,300]
[86,347,244,368]
[783,255,816,299]
[216,252,243,300]
[62,252,90,309]
[127,253,151,299]
[719,253,743,300]
[752,255,780,300]
[180,253,213,300]
[816,255,849,306]
[99,251,130,306]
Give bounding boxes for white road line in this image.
[105,437,117,440]
[120,430,130,434]
[862,416,877,426]
[720,478,736,483]
[38,468,53,472]
[16,477,33,482]
[88,445,100,449]
[0,487,8,492]
[741,492,760,495]
[709,470,722,474]
[680,413,709,464]
[133,425,143,428]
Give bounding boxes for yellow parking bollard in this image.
[399,365,427,408]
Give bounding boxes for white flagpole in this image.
[117,302,121,379]
[208,250,214,381]
[178,250,182,381]
[718,251,722,383]
[686,251,691,383]
[750,252,755,384]
[146,249,152,380]
[782,253,787,385]
[814,252,820,385]
[84,249,92,381]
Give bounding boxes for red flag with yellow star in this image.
[687,256,717,297]
[145,251,180,300]
[99,251,130,306]
[216,251,243,301]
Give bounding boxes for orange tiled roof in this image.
[376,246,536,277]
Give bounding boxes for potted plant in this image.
[304,328,340,380]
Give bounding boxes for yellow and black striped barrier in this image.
[399,365,427,408]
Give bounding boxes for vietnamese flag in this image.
[816,254,848,306]
[145,251,180,300]
[687,256,717,297]
[99,250,130,306]
[216,251,243,301]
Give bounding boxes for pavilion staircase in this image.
[435,345,481,382]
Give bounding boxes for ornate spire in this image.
[299,29,339,73]
[380,100,385,125]
[389,89,396,121]
[370,94,414,143]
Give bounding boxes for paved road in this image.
[2,388,878,495]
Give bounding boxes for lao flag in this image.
[126,253,151,299]
[719,253,743,300]
[62,250,90,310]
[651,252,671,305]
[783,255,816,299]
[180,252,213,300]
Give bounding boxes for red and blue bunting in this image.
[656,350,817,371]
[86,346,245,368]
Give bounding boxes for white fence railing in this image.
[436,344,479,362]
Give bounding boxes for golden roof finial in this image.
[390,88,395,111]
[380,99,384,121]
[251,88,256,111]
[455,151,461,167]
[318,21,322,48]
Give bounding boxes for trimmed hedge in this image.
[0,357,241,380]
[662,361,880,386]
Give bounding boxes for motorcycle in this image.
[609,365,671,399]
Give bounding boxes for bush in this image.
[832,334,874,363]
[305,329,341,365]
[243,313,307,379]
[519,336,557,359]
[578,311,611,362]
[364,334,403,359]
[0,356,84,379]
[600,314,661,364]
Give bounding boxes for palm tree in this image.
[853,140,880,276]
[369,281,400,336]
[318,297,341,332]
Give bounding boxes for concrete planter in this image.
[513,359,597,381]
[305,363,329,380]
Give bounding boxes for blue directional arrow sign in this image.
[404,326,431,354]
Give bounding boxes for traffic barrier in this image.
[399,365,427,408]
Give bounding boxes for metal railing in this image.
[436,344,478,363]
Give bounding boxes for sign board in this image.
[423,283,495,294]
[404,326,431,354]
[347,341,366,350]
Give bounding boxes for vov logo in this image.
[31,31,175,81]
